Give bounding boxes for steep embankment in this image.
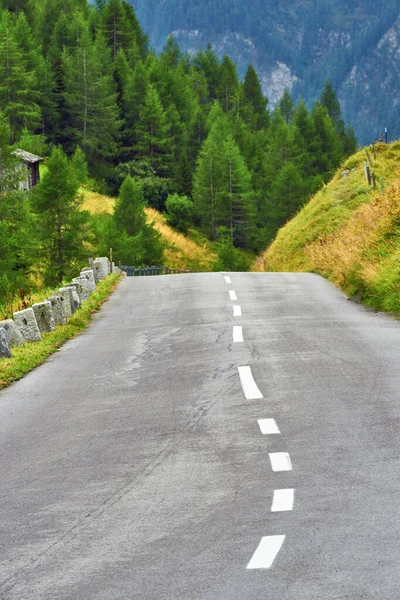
[82,192,216,272]
[254,142,400,313]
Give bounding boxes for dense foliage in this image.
[131,0,400,144]
[0,0,356,298]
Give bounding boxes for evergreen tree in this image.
[135,84,171,174]
[122,60,149,156]
[216,55,239,113]
[32,146,87,285]
[242,65,269,130]
[219,136,254,247]
[114,176,145,237]
[71,145,88,186]
[64,29,121,162]
[0,12,41,142]
[279,89,294,124]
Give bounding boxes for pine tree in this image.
[216,55,239,113]
[218,136,254,247]
[71,146,88,186]
[122,60,148,157]
[64,29,121,162]
[135,84,171,174]
[114,176,145,237]
[193,131,222,241]
[193,43,220,101]
[279,89,294,124]
[0,12,41,142]
[242,65,268,130]
[32,146,86,285]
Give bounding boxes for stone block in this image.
[0,328,11,358]
[0,319,23,347]
[58,287,74,317]
[79,269,96,292]
[46,295,67,326]
[63,285,81,311]
[13,308,42,342]
[94,257,110,280]
[32,301,56,333]
[72,277,90,301]
[88,258,99,284]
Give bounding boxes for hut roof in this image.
[13,149,44,164]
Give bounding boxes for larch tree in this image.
[31,146,87,285]
[0,12,40,142]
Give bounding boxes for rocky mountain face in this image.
[130,0,400,144]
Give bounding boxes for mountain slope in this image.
[130,0,400,143]
[82,191,216,271]
[254,142,400,313]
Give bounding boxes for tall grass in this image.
[254,142,400,314]
[81,190,216,272]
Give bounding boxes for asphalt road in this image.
[1,272,400,599]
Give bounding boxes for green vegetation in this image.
[0,0,356,288]
[255,142,400,314]
[0,273,120,389]
[132,0,399,144]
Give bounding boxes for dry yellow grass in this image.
[145,208,216,271]
[81,189,115,214]
[82,189,215,271]
[254,143,400,313]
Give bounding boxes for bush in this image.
[213,237,252,272]
[165,193,194,233]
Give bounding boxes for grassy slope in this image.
[253,142,400,313]
[82,191,216,272]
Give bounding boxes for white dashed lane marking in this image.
[269,453,293,472]
[271,489,294,512]
[229,290,238,301]
[247,536,286,570]
[238,366,263,400]
[258,418,280,434]
[233,326,243,343]
[224,276,232,284]
[233,305,242,317]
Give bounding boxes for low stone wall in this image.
[0,257,120,359]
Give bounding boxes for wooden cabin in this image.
[13,149,43,191]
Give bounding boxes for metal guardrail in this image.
[121,265,193,277]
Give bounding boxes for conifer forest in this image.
[0,0,357,300]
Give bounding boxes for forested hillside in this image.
[0,0,355,304]
[131,0,400,144]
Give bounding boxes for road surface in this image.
[1,272,400,599]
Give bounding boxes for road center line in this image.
[233,305,242,317]
[247,536,286,569]
[238,366,263,400]
[233,325,243,343]
[269,452,293,472]
[258,418,280,434]
[229,290,238,301]
[224,275,232,284]
[271,489,294,512]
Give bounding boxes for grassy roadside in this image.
[254,142,400,314]
[81,190,217,272]
[0,273,120,390]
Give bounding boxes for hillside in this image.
[254,142,400,313]
[130,0,399,143]
[82,191,216,272]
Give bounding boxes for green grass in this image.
[253,142,400,315]
[0,273,120,390]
